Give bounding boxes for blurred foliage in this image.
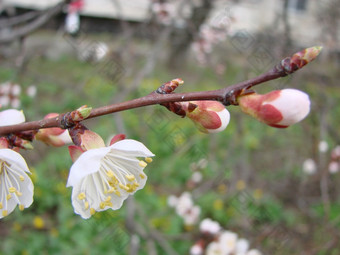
[0,31,340,255]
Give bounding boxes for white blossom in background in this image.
[190,171,203,183]
[183,205,201,226]
[206,241,221,255]
[302,158,317,175]
[190,244,203,255]
[167,195,178,207]
[200,218,221,234]
[318,140,329,153]
[26,85,37,98]
[191,218,263,255]
[67,138,154,219]
[219,230,238,253]
[246,249,263,255]
[0,82,21,108]
[175,192,194,216]
[235,238,250,254]
[0,149,34,218]
[328,161,339,174]
[168,192,201,226]
[331,145,340,159]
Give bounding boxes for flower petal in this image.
[66,146,110,187]
[0,109,25,126]
[0,149,30,173]
[111,139,155,157]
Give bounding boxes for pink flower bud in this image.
[35,113,72,147]
[238,89,310,128]
[182,101,230,133]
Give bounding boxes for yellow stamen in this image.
[106,170,115,178]
[100,202,105,209]
[6,194,11,200]
[139,161,147,167]
[78,192,86,200]
[126,175,135,182]
[19,204,25,211]
[0,202,3,209]
[106,202,113,207]
[9,187,16,193]
[2,210,8,217]
[19,175,25,181]
[90,208,96,215]
[105,196,111,202]
[115,190,121,197]
[119,183,129,191]
[107,188,115,194]
[139,174,145,179]
[145,157,153,163]
[84,201,89,210]
[16,191,22,197]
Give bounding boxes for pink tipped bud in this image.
[35,113,72,147]
[238,89,310,128]
[182,101,230,133]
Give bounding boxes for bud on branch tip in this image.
[281,46,322,74]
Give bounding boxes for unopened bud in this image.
[238,89,310,128]
[35,113,72,147]
[281,46,322,74]
[183,101,230,133]
[71,105,92,121]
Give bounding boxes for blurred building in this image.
[1,0,339,50]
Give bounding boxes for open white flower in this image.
[0,149,33,218]
[67,139,154,219]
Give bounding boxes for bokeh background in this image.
[0,0,339,254]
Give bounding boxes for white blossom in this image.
[329,161,339,174]
[246,249,262,255]
[167,195,178,207]
[219,230,238,254]
[235,238,250,254]
[0,149,33,218]
[190,244,203,255]
[67,139,154,219]
[302,158,317,175]
[199,218,221,234]
[318,140,329,153]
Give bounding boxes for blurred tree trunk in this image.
[167,0,213,69]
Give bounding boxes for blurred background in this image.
[0,0,339,254]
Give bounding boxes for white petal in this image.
[269,89,310,126]
[56,130,73,144]
[0,109,25,126]
[66,147,110,187]
[207,108,230,133]
[111,139,154,157]
[236,238,250,254]
[0,150,33,218]
[0,149,30,173]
